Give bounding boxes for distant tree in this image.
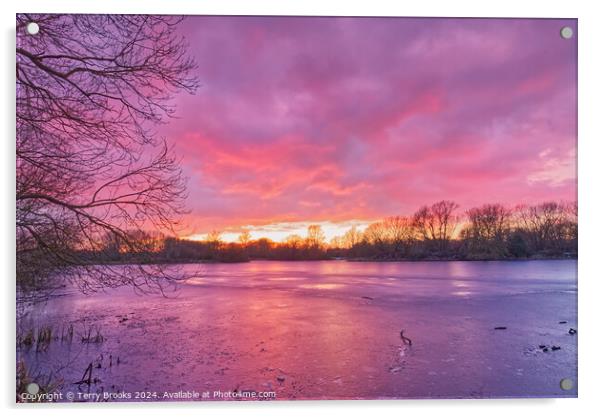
[383,216,415,255]
[507,231,531,258]
[431,200,460,242]
[122,230,166,254]
[412,206,432,241]
[342,225,362,249]
[278,234,303,259]
[514,202,575,253]
[16,14,198,297]
[461,204,512,258]
[206,230,222,242]
[238,230,252,247]
[412,200,459,250]
[214,242,249,263]
[205,230,222,253]
[329,236,344,249]
[247,238,274,259]
[363,221,388,253]
[566,201,578,251]
[464,204,511,241]
[285,234,304,248]
[306,225,326,248]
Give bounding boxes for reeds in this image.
[17,322,104,351]
[80,325,104,344]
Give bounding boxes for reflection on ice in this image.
[299,283,346,290]
[17,260,577,400]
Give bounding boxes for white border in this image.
[2,1,601,416]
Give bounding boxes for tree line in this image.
[92,200,577,263]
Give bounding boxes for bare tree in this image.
[205,230,223,243]
[16,14,198,298]
[363,221,388,252]
[383,216,415,254]
[329,236,344,249]
[285,234,304,248]
[284,234,304,258]
[238,230,252,247]
[514,202,575,252]
[205,230,223,254]
[463,204,512,241]
[306,225,326,248]
[412,206,433,241]
[461,204,512,256]
[342,225,362,249]
[566,201,578,247]
[431,201,460,242]
[412,201,459,249]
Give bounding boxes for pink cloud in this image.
[159,17,577,235]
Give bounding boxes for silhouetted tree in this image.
[238,230,252,247]
[507,231,531,258]
[329,236,344,249]
[363,221,389,255]
[306,225,326,248]
[383,216,415,256]
[206,230,222,243]
[205,230,223,255]
[247,238,274,259]
[343,226,362,248]
[461,204,512,258]
[16,14,198,298]
[413,200,459,251]
[215,242,249,263]
[514,201,576,254]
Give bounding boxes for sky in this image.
[162,17,577,242]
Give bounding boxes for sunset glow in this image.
[163,17,577,239]
[187,220,371,243]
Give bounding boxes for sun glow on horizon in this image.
[185,220,371,243]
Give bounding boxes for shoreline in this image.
[71,255,578,266]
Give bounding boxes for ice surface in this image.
[17,260,577,401]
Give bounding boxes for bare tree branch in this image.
[16,14,199,299]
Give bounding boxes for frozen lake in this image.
[17,260,577,401]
